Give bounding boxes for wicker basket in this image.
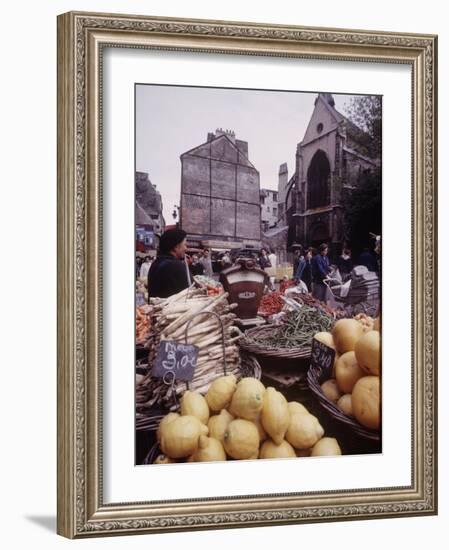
[307,360,380,441]
[239,324,311,359]
[143,440,163,465]
[135,408,166,432]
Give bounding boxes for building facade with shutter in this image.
[135,171,165,253]
[260,188,279,232]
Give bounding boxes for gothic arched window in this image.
[307,150,331,209]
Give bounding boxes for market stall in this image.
[135,269,381,464]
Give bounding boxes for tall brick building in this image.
[180,129,261,250]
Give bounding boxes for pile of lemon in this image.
[155,374,341,464]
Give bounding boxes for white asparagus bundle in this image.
[161,291,230,338]
[139,286,245,411]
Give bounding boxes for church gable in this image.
[301,94,343,146]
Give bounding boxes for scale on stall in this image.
[219,258,269,330]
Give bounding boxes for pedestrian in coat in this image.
[311,243,330,302]
[147,229,190,299]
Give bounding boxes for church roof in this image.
[301,93,375,157]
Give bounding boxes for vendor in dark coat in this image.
[295,248,313,291]
[311,243,330,302]
[147,229,190,299]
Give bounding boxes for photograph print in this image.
[134,83,382,466]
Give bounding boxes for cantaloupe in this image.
[332,318,364,354]
[355,330,381,376]
[352,376,381,430]
[337,394,353,417]
[335,351,366,393]
[320,379,342,403]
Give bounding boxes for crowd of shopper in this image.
[138,228,381,304]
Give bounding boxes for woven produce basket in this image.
[136,408,167,432]
[143,440,163,465]
[239,324,311,359]
[307,360,380,441]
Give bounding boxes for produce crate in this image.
[307,358,381,442]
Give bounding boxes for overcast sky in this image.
[135,84,354,224]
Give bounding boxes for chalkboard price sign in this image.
[152,340,199,383]
[311,338,336,373]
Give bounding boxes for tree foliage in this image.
[344,95,382,159]
[342,167,381,258]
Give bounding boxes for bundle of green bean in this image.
[247,306,333,349]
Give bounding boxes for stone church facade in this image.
[278,93,379,253]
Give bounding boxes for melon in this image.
[335,351,366,393]
[355,330,381,376]
[337,394,353,417]
[332,318,364,354]
[320,378,342,403]
[352,376,381,430]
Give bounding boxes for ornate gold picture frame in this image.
[57,11,437,538]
